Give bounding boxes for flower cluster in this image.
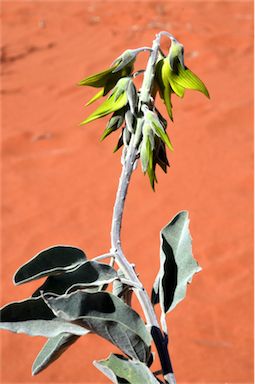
[79,37,209,189]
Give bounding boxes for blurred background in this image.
[1,1,253,383]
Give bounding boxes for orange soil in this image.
[1,1,253,383]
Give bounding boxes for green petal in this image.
[140,136,151,173]
[171,62,210,98]
[80,93,127,125]
[100,110,125,141]
[168,73,185,98]
[146,143,157,191]
[152,122,173,151]
[159,59,174,120]
[163,86,173,121]
[79,64,118,88]
[85,89,104,106]
[147,156,157,191]
[154,138,169,173]
[79,61,133,92]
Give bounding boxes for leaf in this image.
[171,62,210,98]
[0,297,87,337]
[45,291,151,362]
[151,274,160,305]
[14,246,86,285]
[32,261,118,297]
[151,211,201,321]
[32,332,83,375]
[94,354,159,384]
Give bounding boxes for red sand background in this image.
[0,1,253,383]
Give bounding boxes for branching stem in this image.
[110,33,176,384]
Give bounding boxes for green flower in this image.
[80,77,131,125]
[79,61,134,106]
[100,107,126,142]
[140,108,173,190]
[79,47,150,106]
[143,108,173,151]
[155,40,210,120]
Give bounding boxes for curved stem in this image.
[110,33,176,384]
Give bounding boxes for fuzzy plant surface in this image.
[0,32,209,384]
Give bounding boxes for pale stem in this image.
[93,253,116,262]
[110,32,176,384]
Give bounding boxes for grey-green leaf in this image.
[45,291,151,362]
[0,297,87,337]
[152,211,201,317]
[151,273,160,305]
[94,354,159,384]
[32,333,83,375]
[32,261,118,297]
[14,245,86,285]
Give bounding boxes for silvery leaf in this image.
[32,332,83,375]
[45,291,151,362]
[94,354,158,384]
[32,261,117,297]
[0,297,87,337]
[151,211,201,332]
[14,245,86,285]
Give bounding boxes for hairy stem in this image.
[110,33,176,384]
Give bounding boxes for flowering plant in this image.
[0,32,209,384]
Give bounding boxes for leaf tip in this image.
[12,275,19,286]
[31,367,39,376]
